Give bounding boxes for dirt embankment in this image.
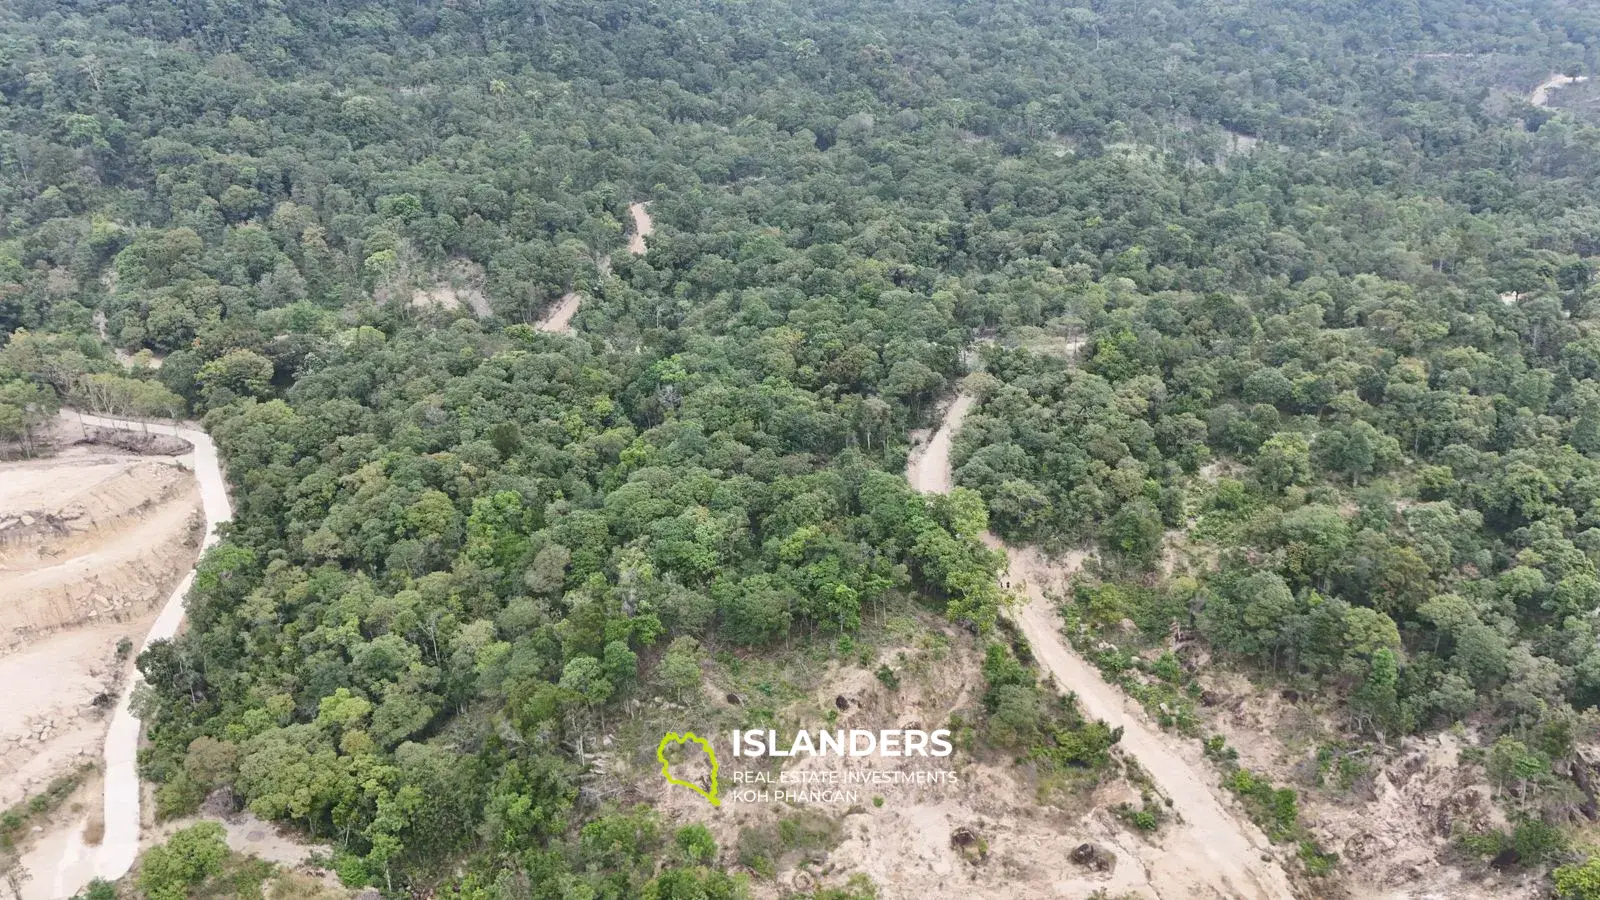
[1200,672,1539,900]
[904,388,1296,900]
[0,426,203,887]
[636,628,1166,899]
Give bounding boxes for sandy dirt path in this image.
[905,390,1295,900]
[23,411,232,899]
[1532,72,1590,107]
[534,292,583,334]
[626,201,653,256]
[533,201,654,335]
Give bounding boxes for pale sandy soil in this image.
[143,809,332,873]
[411,259,491,317]
[1199,672,1538,900]
[639,634,1167,900]
[904,391,1295,899]
[627,201,654,256]
[535,292,583,334]
[1532,73,1590,108]
[0,445,201,814]
[17,411,231,898]
[0,426,204,898]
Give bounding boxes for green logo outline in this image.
[658,731,720,807]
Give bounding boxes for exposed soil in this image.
[635,630,1169,899]
[905,386,1296,899]
[535,292,583,334]
[14,411,232,898]
[411,259,491,317]
[533,202,653,335]
[1531,72,1590,108]
[0,442,201,814]
[0,422,205,898]
[627,201,654,256]
[1199,672,1539,900]
[144,808,333,875]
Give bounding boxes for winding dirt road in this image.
[23,411,231,899]
[534,201,653,334]
[1532,72,1590,108]
[905,390,1295,900]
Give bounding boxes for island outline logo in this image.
[657,731,720,807]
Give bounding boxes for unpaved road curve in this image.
[26,411,231,899]
[533,201,653,335]
[534,292,583,334]
[906,391,1295,900]
[1532,72,1590,108]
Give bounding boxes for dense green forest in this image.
[10,0,1600,896]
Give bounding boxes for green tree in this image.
[137,822,228,900]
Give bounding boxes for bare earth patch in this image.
[1198,672,1537,900]
[411,259,491,317]
[0,430,202,890]
[632,631,1169,899]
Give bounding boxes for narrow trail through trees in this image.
[22,411,231,900]
[905,386,1296,900]
[535,201,653,334]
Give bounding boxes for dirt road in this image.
[534,292,583,334]
[24,411,232,898]
[533,201,653,335]
[905,390,1295,900]
[627,201,653,256]
[1532,72,1590,107]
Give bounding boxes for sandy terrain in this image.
[412,259,491,317]
[144,808,332,874]
[640,634,1168,900]
[904,390,1296,899]
[535,292,583,334]
[0,440,201,822]
[14,411,231,899]
[1200,672,1538,900]
[1532,73,1590,108]
[627,201,654,256]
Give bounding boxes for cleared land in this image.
[0,422,202,898]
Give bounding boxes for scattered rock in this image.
[1070,842,1116,873]
[200,787,239,819]
[835,695,850,711]
[950,826,987,863]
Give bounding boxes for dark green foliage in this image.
[6,0,1600,892]
[980,642,1122,771]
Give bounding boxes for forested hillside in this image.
[8,0,1600,897]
